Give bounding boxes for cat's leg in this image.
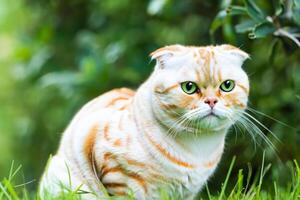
[39,154,99,200]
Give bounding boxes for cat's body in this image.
[40,45,249,200]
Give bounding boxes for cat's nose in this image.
[204,97,218,108]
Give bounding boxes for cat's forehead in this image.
[184,45,247,65]
[187,47,232,75]
[183,47,243,77]
[151,44,248,71]
[151,45,249,88]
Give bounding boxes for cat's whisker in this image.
[228,109,278,155]
[237,113,278,153]
[181,109,205,133]
[168,108,208,137]
[166,112,195,138]
[235,117,260,151]
[165,118,187,138]
[224,112,241,144]
[242,111,281,143]
[223,108,258,151]
[246,107,297,130]
[195,116,202,136]
[230,109,277,148]
[231,122,241,145]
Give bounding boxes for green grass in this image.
[1,156,299,200]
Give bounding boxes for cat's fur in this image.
[40,44,249,199]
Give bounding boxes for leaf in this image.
[210,10,227,37]
[292,8,300,26]
[273,0,284,16]
[248,22,276,39]
[147,0,168,15]
[268,38,280,64]
[40,71,78,88]
[39,71,80,98]
[235,20,257,33]
[226,6,247,16]
[27,47,52,77]
[244,0,266,22]
[294,0,300,8]
[223,16,236,43]
[79,56,97,77]
[220,0,233,9]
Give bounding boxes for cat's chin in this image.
[197,111,226,122]
[188,115,231,133]
[200,112,220,120]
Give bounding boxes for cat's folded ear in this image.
[150,45,185,69]
[219,44,249,66]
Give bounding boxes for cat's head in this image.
[149,44,249,133]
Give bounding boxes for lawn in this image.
[1,155,299,200]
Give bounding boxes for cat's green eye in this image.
[181,81,198,94]
[220,80,235,92]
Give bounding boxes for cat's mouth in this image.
[200,110,221,119]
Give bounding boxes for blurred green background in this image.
[0,0,299,194]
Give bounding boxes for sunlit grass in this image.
[1,156,299,200]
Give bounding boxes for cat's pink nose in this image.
[204,97,218,108]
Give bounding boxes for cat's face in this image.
[150,45,249,133]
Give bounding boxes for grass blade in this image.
[218,156,236,200]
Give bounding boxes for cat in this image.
[39,44,249,200]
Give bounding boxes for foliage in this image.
[0,0,299,197]
[211,0,300,56]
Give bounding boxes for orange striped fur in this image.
[84,124,98,164]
